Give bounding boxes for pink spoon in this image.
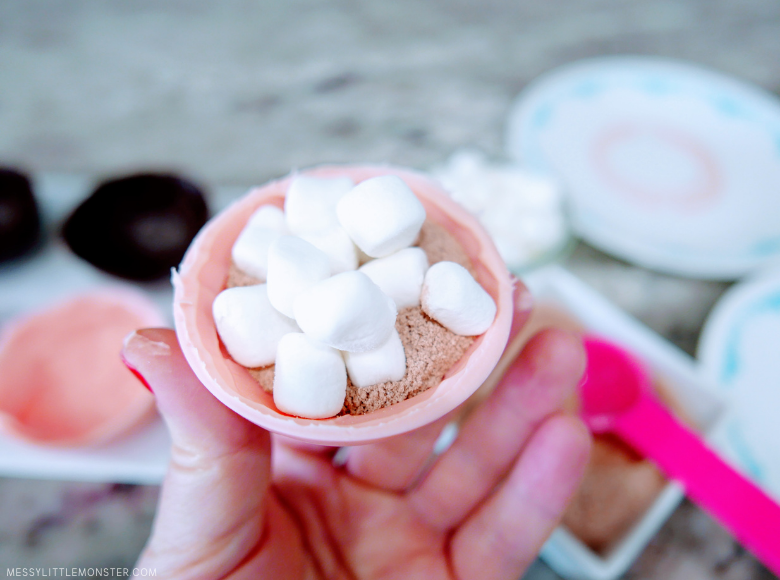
[579,335,780,575]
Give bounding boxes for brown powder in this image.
[416,220,474,274]
[344,307,473,414]
[227,217,478,415]
[248,365,275,392]
[562,432,666,553]
[227,263,262,288]
[248,307,474,415]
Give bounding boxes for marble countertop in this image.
[1,0,779,577]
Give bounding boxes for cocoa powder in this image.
[227,263,262,288]
[344,306,473,414]
[416,220,474,274]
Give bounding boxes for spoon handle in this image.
[615,393,780,576]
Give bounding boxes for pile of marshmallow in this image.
[213,174,496,419]
[433,149,568,269]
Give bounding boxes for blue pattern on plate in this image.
[710,95,747,118]
[751,237,780,257]
[640,76,673,95]
[721,291,780,383]
[572,79,604,98]
[717,289,780,484]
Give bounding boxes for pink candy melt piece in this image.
[0,289,163,446]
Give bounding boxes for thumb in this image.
[122,328,272,579]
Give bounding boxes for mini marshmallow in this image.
[359,247,428,309]
[231,227,285,281]
[343,328,406,388]
[273,333,346,419]
[336,175,426,258]
[246,204,287,231]
[294,271,397,352]
[285,175,354,235]
[421,261,496,336]
[266,235,331,318]
[300,226,358,274]
[212,284,299,368]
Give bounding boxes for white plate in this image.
[0,417,171,485]
[698,268,780,502]
[506,56,780,280]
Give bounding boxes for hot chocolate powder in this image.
[227,263,262,288]
[344,306,473,414]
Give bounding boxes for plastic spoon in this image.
[579,336,780,575]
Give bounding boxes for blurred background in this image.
[2,0,780,578]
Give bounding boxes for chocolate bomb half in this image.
[0,168,41,263]
[63,173,208,281]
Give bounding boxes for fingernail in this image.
[121,354,153,393]
[332,446,350,468]
[121,329,170,394]
[513,281,534,314]
[508,281,534,342]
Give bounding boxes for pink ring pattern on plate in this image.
[591,122,722,213]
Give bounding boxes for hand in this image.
[121,320,590,580]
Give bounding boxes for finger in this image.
[343,281,534,491]
[408,328,585,531]
[451,414,591,580]
[342,414,456,491]
[122,328,273,579]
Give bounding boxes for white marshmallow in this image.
[285,175,355,235]
[246,204,287,231]
[230,205,289,281]
[231,228,282,282]
[343,328,406,388]
[359,247,428,309]
[294,271,397,353]
[266,235,331,318]
[336,175,426,258]
[421,261,496,336]
[273,333,346,419]
[300,226,358,274]
[212,284,299,368]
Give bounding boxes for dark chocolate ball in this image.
[62,173,209,281]
[0,168,41,263]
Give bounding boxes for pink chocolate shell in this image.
[0,288,162,446]
[173,165,513,446]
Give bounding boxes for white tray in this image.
[523,266,726,580]
[0,173,248,484]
